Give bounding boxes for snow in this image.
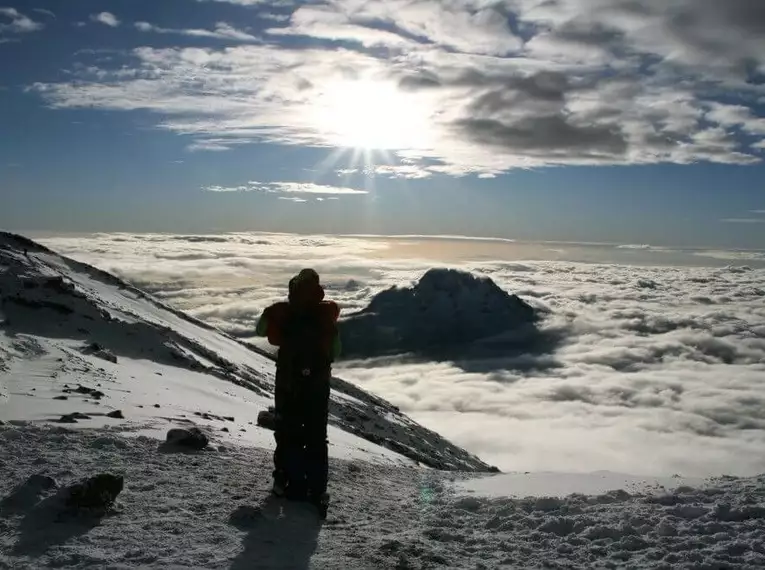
[2,425,764,569]
[2,232,765,568]
[458,471,708,499]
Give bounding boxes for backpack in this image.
[278,305,333,378]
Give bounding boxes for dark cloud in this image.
[455,116,628,156]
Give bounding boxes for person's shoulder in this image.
[265,301,290,318]
[319,300,340,319]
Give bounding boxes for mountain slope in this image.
[0,232,492,472]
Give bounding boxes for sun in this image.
[310,78,435,152]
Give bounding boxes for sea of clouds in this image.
[39,232,765,478]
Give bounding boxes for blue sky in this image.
[2,0,765,248]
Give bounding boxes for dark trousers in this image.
[273,367,330,495]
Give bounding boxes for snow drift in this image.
[339,268,544,359]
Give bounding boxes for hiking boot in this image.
[284,484,308,501]
[271,480,287,498]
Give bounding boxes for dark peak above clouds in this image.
[340,268,543,359]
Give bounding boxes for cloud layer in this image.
[28,0,765,175]
[204,180,367,195]
[38,232,765,478]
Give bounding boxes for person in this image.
[255,269,340,507]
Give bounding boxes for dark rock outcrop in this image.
[340,268,538,358]
[66,473,124,512]
[165,427,209,450]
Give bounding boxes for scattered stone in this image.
[66,473,124,512]
[165,427,209,450]
[58,412,91,423]
[257,409,276,431]
[106,410,124,419]
[0,473,58,511]
[27,473,58,492]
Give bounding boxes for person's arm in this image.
[331,331,341,360]
[255,307,269,337]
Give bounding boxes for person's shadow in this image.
[229,495,321,570]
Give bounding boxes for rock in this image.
[58,412,91,423]
[66,473,124,511]
[348,463,361,473]
[154,404,161,408]
[224,416,235,422]
[53,395,68,401]
[0,473,58,511]
[166,427,209,450]
[106,410,124,419]
[27,473,58,492]
[257,409,277,431]
[91,390,105,400]
[221,427,229,433]
[339,268,540,359]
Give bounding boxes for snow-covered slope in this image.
[2,425,764,569]
[0,232,492,472]
[339,268,542,359]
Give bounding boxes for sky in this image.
[2,0,765,249]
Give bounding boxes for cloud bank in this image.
[28,0,765,175]
[38,232,765,478]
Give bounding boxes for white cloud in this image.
[721,218,765,224]
[197,0,284,5]
[204,180,367,194]
[0,7,44,33]
[32,8,55,19]
[36,231,765,477]
[27,1,765,174]
[90,12,120,27]
[134,21,260,42]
